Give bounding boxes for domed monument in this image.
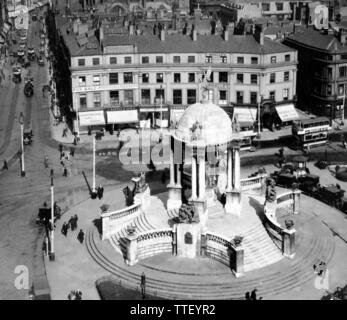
[167,98,243,230]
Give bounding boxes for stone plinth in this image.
[282,228,296,259]
[125,234,138,266]
[176,223,201,259]
[167,183,182,211]
[225,189,242,216]
[134,185,151,210]
[231,245,244,277]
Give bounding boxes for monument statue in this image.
[265,178,277,203]
[177,203,200,223]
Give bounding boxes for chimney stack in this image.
[129,24,134,36]
[224,30,229,41]
[339,30,347,45]
[192,29,197,41]
[99,26,104,46]
[254,24,264,46]
[160,29,165,41]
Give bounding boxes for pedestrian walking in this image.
[70,147,75,157]
[2,160,8,170]
[63,167,68,177]
[68,216,75,231]
[245,292,251,300]
[60,159,65,167]
[58,143,63,153]
[44,155,49,168]
[74,214,78,229]
[140,272,146,300]
[61,222,68,237]
[65,152,69,161]
[250,289,257,300]
[77,229,85,244]
[62,127,67,138]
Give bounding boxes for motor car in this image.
[17,49,25,62]
[39,46,45,54]
[27,47,35,60]
[12,66,22,83]
[38,56,44,66]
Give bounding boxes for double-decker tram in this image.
[292,117,331,149]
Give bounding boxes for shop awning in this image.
[275,104,299,122]
[233,107,257,124]
[106,110,138,124]
[79,111,105,126]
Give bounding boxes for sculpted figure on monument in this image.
[178,203,199,223]
[265,178,277,203]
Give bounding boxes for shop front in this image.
[106,108,139,133]
[78,110,106,134]
[139,106,169,129]
[275,103,299,128]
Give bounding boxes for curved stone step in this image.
[86,226,335,299]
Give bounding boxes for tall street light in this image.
[92,134,96,196]
[160,84,163,136]
[49,169,55,261]
[19,112,25,177]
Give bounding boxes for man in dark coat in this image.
[77,229,85,244]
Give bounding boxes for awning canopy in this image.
[233,107,257,124]
[275,104,299,122]
[79,111,105,126]
[106,110,138,124]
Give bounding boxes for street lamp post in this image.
[92,134,96,194]
[160,85,163,136]
[19,112,25,177]
[49,169,55,261]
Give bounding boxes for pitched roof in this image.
[103,33,294,55]
[285,30,336,51]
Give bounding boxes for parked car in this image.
[23,129,33,145]
[38,56,44,66]
[12,66,22,83]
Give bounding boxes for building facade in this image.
[58,17,297,133]
[284,29,347,121]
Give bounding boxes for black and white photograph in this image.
[0,0,347,308]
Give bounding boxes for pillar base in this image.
[49,252,55,261]
[21,171,26,177]
[224,189,242,216]
[167,183,182,211]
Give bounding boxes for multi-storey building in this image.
[284,29,347,121]
[57,15,297,134]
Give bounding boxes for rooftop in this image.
[285,29,347,53]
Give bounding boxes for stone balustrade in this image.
[125,228,174,266]
[263,190,299,258]
[203,232,244,277]
[240,174,268,191]
[101,200,142,240]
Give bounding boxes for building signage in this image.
[106,110,138,124]
[233,107,257,123]
[301,126,331,135]
[73,84,138,93]
[79,111,105,126]
[140,107,169,113]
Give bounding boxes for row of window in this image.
[78,71,291,86]
[78,88,291,109]
[76,54,292,67]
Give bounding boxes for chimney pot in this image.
[193,29,197,41]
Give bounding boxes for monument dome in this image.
[174,101,233,146]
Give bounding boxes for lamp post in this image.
[19,112,25,177]
[257,96,262,137]
[92,134,96,196]
[160,85,163,136]
[49,169,55,261]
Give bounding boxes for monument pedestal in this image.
[225,189,242,216]
[167,183,182,211]
[176,223,201,258]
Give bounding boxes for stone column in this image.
[293,189,301,214]
[198,154,206,199]
[231,245,244,277]
[125,234,138,266]
[176,164,182,187]
[233,147,241,190]
[282,228,296,259]
[167,138,182,211]
[226,147,233,191]
[191,154,197,200]
[169,144,175,185]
